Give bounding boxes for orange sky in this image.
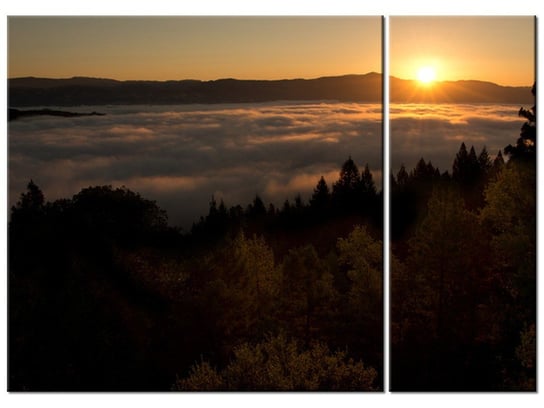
[390,16,535,86]
[8,16,382,81]
[8,16,536,86]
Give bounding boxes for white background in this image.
[1,1,543,407]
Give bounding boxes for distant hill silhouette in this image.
[9,108,105,121]
[390,76,532,104]
[9,74,531,106]
[8,73,382,106]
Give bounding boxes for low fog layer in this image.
[9,102,382,229]
[390,103,525,173]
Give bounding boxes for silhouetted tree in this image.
[468,145,479,176]
[411,158,428,180]
[267,203,277,217]
[193,195,230,239]
[390,172,398,190]
[505,83,536,161]
[360,163,376,199]
[492,150,505,175]
[229,204,244,220]
[441,171,451,182]
[218,199,227,215]
[452,144,489,208]
[70,185,168,245]
[452,142,469,183]
[14,179,44,211]
[282,199,291,213]
[294,194,304,210]
[332,156,361,212]
[335,156,360,191]
[360,164,377,196]
[310,176,331,211]
[478,146,492,175]
[396,164,409,186]
[247,195,267,218]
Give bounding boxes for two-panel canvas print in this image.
[7,16,535,392]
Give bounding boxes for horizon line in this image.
[8,72,381,83]
[8,72,533,88]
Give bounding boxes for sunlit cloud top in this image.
[9,102,382,228]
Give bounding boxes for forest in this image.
[9,153,383,391]
[390,84,536,390]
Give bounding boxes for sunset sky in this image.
[390,16,535,86]
[8,16,382,81]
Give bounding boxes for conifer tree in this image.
[470,146,481,178]
[478,146,492,174]
[333,156,361,194]
[490,150,505,179]
[248,195,266,217]
[452,142,469,182]
[360,164,377,196]
[493,150,505,168]
[411,158,429,180]
[208,195,218,217]
[310,176,330,210]
[332,156,361,211]
[390,172,398,190]
[267,203,276,216]
[396,164,409,187]
[14,179,44,212]
[505,83,536,160]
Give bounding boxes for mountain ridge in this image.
[9,73,382,106]
[389,76,532,103]
[8,73,533,106]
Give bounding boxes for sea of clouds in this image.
[10,102,525,228]
[390,103,526,175]
[9,102,382,229]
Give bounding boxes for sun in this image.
[417,66,437,84]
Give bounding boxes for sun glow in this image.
[417,66,437,84]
